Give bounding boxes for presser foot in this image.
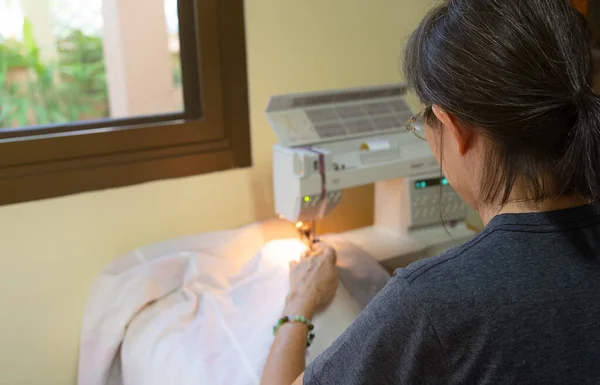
[295,221,316,251]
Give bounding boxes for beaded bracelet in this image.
[273,315,316,347]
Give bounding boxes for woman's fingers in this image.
[300,249,311,259]
[310,243,336,262]
[328,248,337,264]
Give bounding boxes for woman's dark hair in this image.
[404,0,600,204]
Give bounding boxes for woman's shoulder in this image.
[397,204,600,286]
[394,227,499,285]
[389,205,600,319]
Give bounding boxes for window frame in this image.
[0,0,250,206]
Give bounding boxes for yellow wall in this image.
[0,1,431,384]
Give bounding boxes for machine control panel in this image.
[409,176,468,227]
[297,191,343,222]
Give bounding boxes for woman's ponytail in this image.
[560,92,600,201]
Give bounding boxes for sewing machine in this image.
[266,84,476,271]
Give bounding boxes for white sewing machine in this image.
[266,84,476,272]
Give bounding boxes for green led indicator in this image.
[304,196,311,202]
[442,178,449,186]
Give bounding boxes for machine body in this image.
[266,84,472,256]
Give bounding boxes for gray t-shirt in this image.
[305,204,600,384]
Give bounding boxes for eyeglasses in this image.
[406,105,432,141]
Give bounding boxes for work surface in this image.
[78,219,390,385]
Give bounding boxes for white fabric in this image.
[78,220,389,385]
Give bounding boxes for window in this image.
[0,0,250,205]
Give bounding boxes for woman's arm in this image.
[260,245,338,385]
[260,298,313,385]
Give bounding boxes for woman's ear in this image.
[432,105,471,157]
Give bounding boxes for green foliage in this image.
[57,29,109,119]
[172,54,182,89]
[0,20,109,129]
[0,38,28,68]
[0,20,184,130]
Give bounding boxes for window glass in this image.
[0,0,183,131]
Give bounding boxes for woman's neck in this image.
[479,195,590,226]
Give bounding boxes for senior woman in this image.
[261,0,600,383]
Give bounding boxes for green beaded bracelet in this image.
[273,315,316,347]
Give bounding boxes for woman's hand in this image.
[284,243,339,318]
[261,244,337,385]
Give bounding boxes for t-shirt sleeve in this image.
[304,274,447,385]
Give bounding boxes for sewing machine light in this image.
[295,221,316,250]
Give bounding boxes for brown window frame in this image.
[572,0,589,15]
[0,0,250,206]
